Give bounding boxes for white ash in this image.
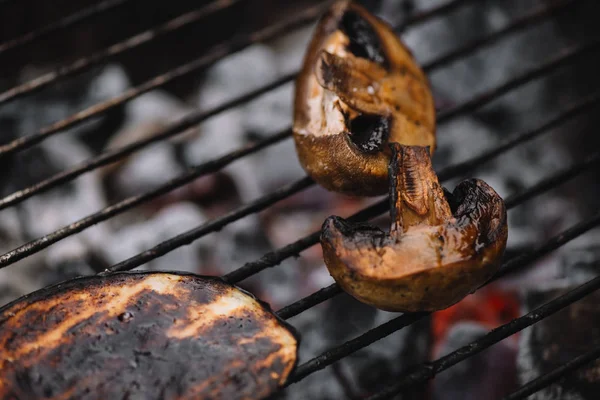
[0,208,47,306]
[103,81,197,196]
[197,44,281,110]
[86,64,131,106]
[247,138,306,194]
[112,141,184,198]
[283,296,428,400]
[121,88,192,130]
[242,83,294,139]
[0,64,131,139]
[516,254,600,400]
[99,202,212,274]
[281,308,345,400]
[0,64,123,303]
[0,133,112,304]
[516,322,585,400]
[432,321,518,400]
[183,108,264,201]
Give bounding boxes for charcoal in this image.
[517,256,600,399]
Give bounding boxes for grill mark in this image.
[1,276,184,362]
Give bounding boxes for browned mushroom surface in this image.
[293,0,436,196]
[0,272,298,400]
[321,144,508,312]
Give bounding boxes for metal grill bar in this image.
[0,0,552,162]
[0,0,243,107]
[277,150,600,319]
[0,73,297,210]
[277,283,342,320]
[394,0,471,34]
[287,211,600,386]
[436,38,600,123]
[106,176,314,273]
[0,0,131,55]
[422,0,573,71]
[225,92,600,284]
[503,344,600,400]
[0,0,331,157]
[364,263,600,399]
[1,21,591,216]
[0,128,292,267]
[1,43,590,271]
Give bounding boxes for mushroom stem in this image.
[389,143,452,239]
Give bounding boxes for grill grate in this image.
[3,18,598,268]
[0,0,131,56]
[504,342,600,400]
[0,0,599,398]
[365,266,600,399]
[285,210,600,387]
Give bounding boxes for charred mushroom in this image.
[293,0,436,196]
[321,144,508,312]
[0,272,298,400]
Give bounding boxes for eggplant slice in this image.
[293,0,436,196]
[0,272,298,400]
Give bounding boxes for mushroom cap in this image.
[320,145,507,312]
[293,0,436,196]
[0,272,298,400]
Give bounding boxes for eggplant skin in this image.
[0,272,298,400]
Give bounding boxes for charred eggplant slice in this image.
[0,272,298,400]
[293,0,436,196]
[320,144,508,312]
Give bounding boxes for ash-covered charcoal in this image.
[0,272,299,400]
[99,202,213,274]
[282,293,431,400]
[432,321,518,400]
[98,86,195,202]
[517,255,600,400]
[325,298,431,399]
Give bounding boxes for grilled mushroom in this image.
[0,272,298,400]
[293,0,435,196]
[320,144,508,312]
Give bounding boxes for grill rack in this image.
[1,0,599,398]
[0,0,131,55]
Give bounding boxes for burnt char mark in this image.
[452,179,507,246]
[339,9,388,67]
[452,179,497,220]
[321,216,384,243]
[348,114,390,153]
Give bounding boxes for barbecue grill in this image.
[0,0,599,398]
